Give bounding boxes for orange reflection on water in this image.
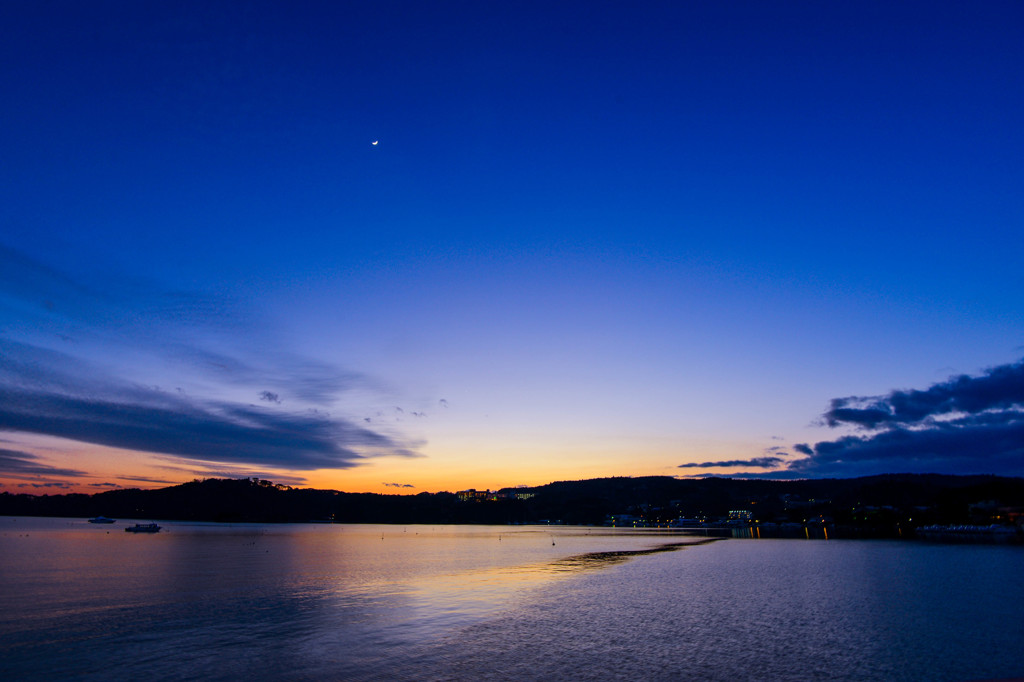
[397,530,721,623]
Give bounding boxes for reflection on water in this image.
[546,538,720,571]
[399,535,722,633]
[723,524,833,540]
[403,538,1024,682]
[1,518,1022,681]
[0,519,715,680]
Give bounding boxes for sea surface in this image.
[1,517,1021,681]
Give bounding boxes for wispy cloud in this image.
[18,481,74,489]
[0,245,423,475]
[0,447,89,478]
[761,359,1024,478]
[116,475,186,486]
[383,482,416,488]
[172,345,364,404]
[678,456,786,469]
[0,340,418,470]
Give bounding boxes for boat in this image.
[124,523,161,533]
[88,516,116,524]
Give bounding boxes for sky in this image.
[1,1,1023,495]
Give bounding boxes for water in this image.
[1,518,1021,681]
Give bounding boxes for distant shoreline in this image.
[2,474,1022,541]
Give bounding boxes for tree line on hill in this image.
[2,474,1023,532]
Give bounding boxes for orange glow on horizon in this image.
[0,432,771,496]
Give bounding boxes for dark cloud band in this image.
[0,336,420,472]
[0,447,88,478]
[787,358,1024,478]
[679,456,786,469]
[0,384,416,470]
[824,361,1024,430]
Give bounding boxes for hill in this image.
[2,474,1023,532]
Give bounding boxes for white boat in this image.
[124,523,161,533]
[88,516,116,524]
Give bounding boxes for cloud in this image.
[766,358,1024,478]
[383,482,416,488]
[116,475,184,485]
[0,447,89,477]
[0,244,367,404]
[823,360,1024,429]
[0,243,238,352]
[679,456,786,469]
[0,359,419,470]
[176,345,363,404]
[0,244,98,316]
[0,246,425,474]
[785,414,1024,478]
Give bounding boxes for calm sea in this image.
[1,518,1021,681]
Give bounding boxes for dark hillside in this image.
[2,474,1022,529]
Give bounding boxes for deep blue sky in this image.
[1,1,1022,493]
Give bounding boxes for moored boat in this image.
[125,523,161,533]
[88,516,116,524]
